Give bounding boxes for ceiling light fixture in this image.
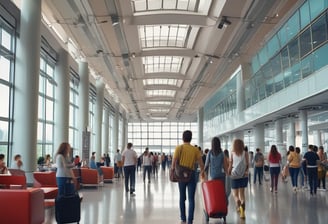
[218,16,231,29]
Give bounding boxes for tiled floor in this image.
[45,169,328,224]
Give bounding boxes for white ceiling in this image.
[40,0,299,122]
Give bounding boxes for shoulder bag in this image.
[170,146,194,182]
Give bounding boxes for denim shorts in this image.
[231,177,248,189]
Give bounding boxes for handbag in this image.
[170,146,193,182]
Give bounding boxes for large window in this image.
[69,70,79,156]
[37,53,56,159]
[89,89,96,152]
[0,15,15,161]
[247,3,328,108]
[128,122,198,156]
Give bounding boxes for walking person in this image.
[55,142,75,196]
[152,152,159,177]
[304,145,320,196]
[296,147,306,189]
[142,148,153,183]
[171,130,205,224]
[122,143,138,196]
[268,145,282,193]
[253,148,264,185]
[228,139,249,219]
[317,146,327,191]
[204,137,228,181]
[161,153,167,172]
[287,145,301,192]
[204,137,229,203]
[114,149,122,178]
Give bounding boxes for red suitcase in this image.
[202,179,228,223]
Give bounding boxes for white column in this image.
[254,124,265,152]
[121,112,128,151]
[314,130,322,146]
[12,0,41,182]
[275,119,285,155]
[102,108,109,155]
[113,105,119,151]
[54,49,70,147]
[287,118,296,148]
[300,110,308,153]
[236,70,245,113]
[78,61,89,159]
[95,79,104,161]
[198,107,204,148]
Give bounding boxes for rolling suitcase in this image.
[202,179,228,223]
[55,181,81,224]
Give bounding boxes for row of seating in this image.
[0,166,114,224]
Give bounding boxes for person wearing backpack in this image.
[228,139,249,219]
[253,148,264,185]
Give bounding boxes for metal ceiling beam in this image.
[125,14,217,27]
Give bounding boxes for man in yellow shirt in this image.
[172,130,205,224]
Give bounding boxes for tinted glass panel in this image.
[300,28,312,58]
[288,38,299,66]
[312,14,327,49]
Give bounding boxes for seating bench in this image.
[0,188,45,224]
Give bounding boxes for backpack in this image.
[231,152,247,179]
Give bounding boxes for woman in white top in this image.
[55,142,74,196]
[142,148,153,183]
[228,139,249,220]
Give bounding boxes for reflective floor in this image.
[45,169,328,224]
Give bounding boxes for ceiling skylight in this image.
[132,0,199,12]
[143,56,183,73]
[147,101,172,106]
[139,25,190,48]
[143,78,183,87]
[149,108,170,113]
[146,89,176,97]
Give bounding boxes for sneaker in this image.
[239,205,245,219]
[270,187,273,192]
[130,192,136,196]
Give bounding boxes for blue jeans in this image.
[56,177,72,196]
[269,167,280,191]
[124,165,136,193]
[178,171,197,224]
[288,167,300,188]
[307,167,318,194]
[143,165,152,182]
[253,166,263,184]
[299,167,306,187]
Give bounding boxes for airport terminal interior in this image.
[1,0,328,223]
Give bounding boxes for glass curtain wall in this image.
[69,70,79,156]
[128,122,198,156]
[37,51,56,160]
[0,12,15,162]
[246,0,328,108]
